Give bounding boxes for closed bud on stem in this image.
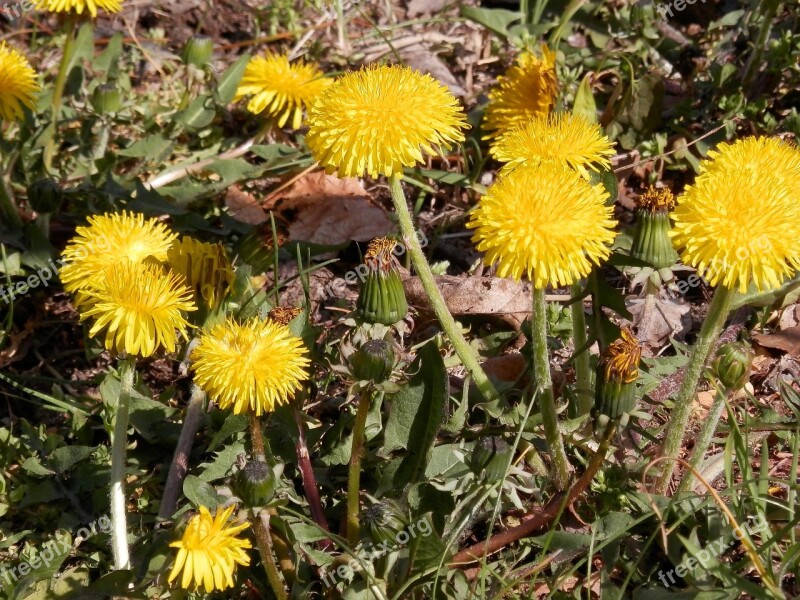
[356,237,408,325]
[630,186,679,270]
[182,35,214,68]
[595,327,642,420]
[362,500,408,546]
[470,436,512,481]
[91,84,122,115]
[712,342,753,391]
[235,460,275,508]
[350,339,395,383]
[27,178,63,213]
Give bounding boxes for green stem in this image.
[0,176,22,229]
[110,356,135,570]
[655,286,734,494]
[676,382,730,495]
[158,385,206,520]
[532,287,570,491]
[44,15,78,172]
[249,412,266,462]
[388,174,499,403]
[347,387,372,545]
[570,281,592,416]
[251,509,289,600]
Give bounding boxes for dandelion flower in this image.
[468,163,616,288]
[168,505,251,593]
[80,261,196,357]
[306,64,467,178]
[671,136,800,293]
[167,236,234,311]
[234,52,330,128]
[34,0,122,16]
[60,211,177,302]
[191,317,310,415]
[492,112,614,177]
[482,46,557,146]
[0,42,40,122]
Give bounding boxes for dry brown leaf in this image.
[406,0,448,17]
[270,171,393,246]
[481,354,528,385]
[628,294,691,352]
[403,275,532,328]
[225,185,268,225]
[404,50,466,97]
[753,326,800,357]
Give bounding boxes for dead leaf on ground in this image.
[270,171,393,246]
[481,354,528,386]
[225,185,268,225]
[406,0,448,17]
[628,293,691,353]
[403,275,532,328]
[753,326,800,357]
[404,50,466,97]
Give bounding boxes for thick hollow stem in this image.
[251,509,289,600]
[655,286,734,494]
[388,174,499,403]
[292,403,332,543]
[532,287,570,491]
[45,16,78,172]
[249,412,266,461]
[569,281,592,416]
[346,387,372,545]
[0,177,22,229]
[110,356,135,570]
[677,383,730,495]
[158,385,206,520]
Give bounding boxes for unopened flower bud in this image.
[27,178,63,213]
[350,339,395,383]
[362,500,408,546]
[630,186,679,270]
[91,84,122,115]
[182,35,214,69]
[236,460,275,508]
[595,328,641,420]
[712,342,753,391]
[356,237,408,325]
[470,436,512,481]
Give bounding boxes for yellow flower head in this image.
[80,261,196,357]
[234,52,331,128]
[34,0,122,16]
[61,211,177,303]
[0,42,40,122]
[492,112,614,177]
[191,317,311,415]
[482,46,558,146]
[671,136,800,293]
[599,327,641,384]
[167,236,234,311]
[168,505,251,593]
[306,64,467,178]
[468,163,617,288]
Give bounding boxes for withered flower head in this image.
[636,186,675,213]
[600,327,641,384]
[268,306,303,326]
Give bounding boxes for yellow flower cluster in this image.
[0,42,40,122]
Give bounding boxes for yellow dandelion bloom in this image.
[80,261,196,357]
[467,163,617,288]
[168,505,251,593]
[191,317,310,415]
[600,327,641,384]
[492,112,614,177]
[0,42,40,122]
[234,52,331,128]
[35,0,121,15]
[671,136,800,293]
[482,46,558,146]
[60,211,177,302]
[167,236,234,311]
[306,64,467,178]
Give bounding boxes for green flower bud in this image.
[630,186,679,270]
[470,436,512,481]
[182,35,214,68]
[91,84,122,115]
[595,328,641,420]
[235,460,275,508]
[350,339,395,383]
[362,500,408,546]
[27,178,63,213]
[712,342,753,391]
[356,238,408,325]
